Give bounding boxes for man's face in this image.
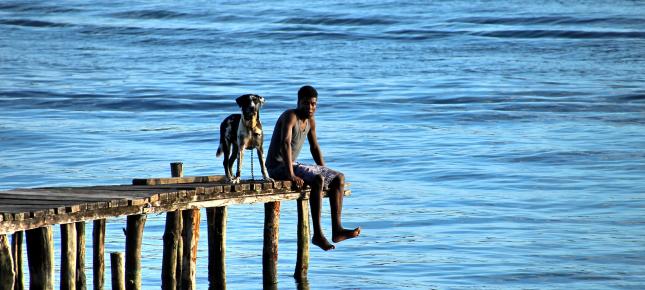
[298,97,317,118]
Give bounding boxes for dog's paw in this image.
[229,177,241,184]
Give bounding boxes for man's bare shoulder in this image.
[278,109,298,125]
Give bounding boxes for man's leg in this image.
[329,174,361,243]
[309,174,334,251]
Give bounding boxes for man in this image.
[266,85,360,251]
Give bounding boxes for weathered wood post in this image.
[294,198,310,281]
[170,162,183,180]
[0,234,15,290]
[181,208,200,290]
[110,252,125,290]
[12,231,24,290]
[125,214,146,290]
[76,222,87,290]
[206,206,227,290]
[162,162,184,290]
[93,219,106,290]
[262,201,280,287]
[61,223,77,290]
[26,226,54,290]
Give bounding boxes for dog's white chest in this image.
[238,122,262,149]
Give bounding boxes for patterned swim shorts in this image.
[293,163,342,189]
[267,162,342,189]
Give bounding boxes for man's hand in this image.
[290,175,305,188]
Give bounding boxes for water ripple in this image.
[279,16,397,26]
[471,29,645,39]
[0,18,70,28]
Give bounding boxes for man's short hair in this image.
[298,85,318,103]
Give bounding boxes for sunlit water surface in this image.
[1,1,644,289]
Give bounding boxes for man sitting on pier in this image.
[265,85,360,251]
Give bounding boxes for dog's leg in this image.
[228,144,238,182]
[232,144,243,184]
[222,143,231,181]
[256,145,274,183]
[228,144,240,184]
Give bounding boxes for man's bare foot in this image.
[332,227,361,243]
[312,235,335,251]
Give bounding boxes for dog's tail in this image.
[216,144,223,157]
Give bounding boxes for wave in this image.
[617,93,645,102]
[0,3,82,13]
[451,16,645,26]
[257,29,359,40]
[0,90,233,112]
[383,29,456,40]
[471,29,645,39]
[0,19,70,28]
[107,9,199,20]
[279,16,397,26]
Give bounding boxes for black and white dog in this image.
[216,94,274,184]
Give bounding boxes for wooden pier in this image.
[0,162,349,290]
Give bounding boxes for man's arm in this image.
[308,117,325,167]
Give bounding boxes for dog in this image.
[216,94,274,184]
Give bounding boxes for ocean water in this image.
[1,0,645,289]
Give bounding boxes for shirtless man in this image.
[265,85,360,251]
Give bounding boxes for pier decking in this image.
[0,162,349,290]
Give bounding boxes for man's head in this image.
[297,85,318,118]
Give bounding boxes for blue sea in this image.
[1,1,645,289]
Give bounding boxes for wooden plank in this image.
[0,195,120,202]
[132,175,227,186]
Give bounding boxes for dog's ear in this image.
[236,94,251,108]
[254,95,265,107]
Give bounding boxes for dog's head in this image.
[236,94,265,120]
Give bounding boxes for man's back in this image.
[265,109,310,175]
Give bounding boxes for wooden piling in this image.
[294,198,310,281]
[93,219,106,290]
[110,252,125,290]
[175,212,183,290]
[181,209,200,290]
[26,226,54,290]
[162,210,182,290]
[262,201,280,287]
[0,234,15,290]
[207,207,227,290]
[61,223,78,290]
[11,231,24,290]
[76,222,87,290]
[162,162,184,290]
[125,215,146,290]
